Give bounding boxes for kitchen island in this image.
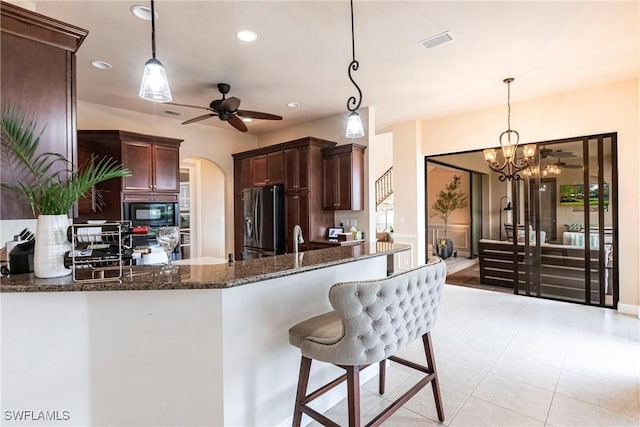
[1,242,409,426]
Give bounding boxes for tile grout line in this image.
[443,308,530,426]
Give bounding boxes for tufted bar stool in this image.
[289,257,447,427]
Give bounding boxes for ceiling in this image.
[31,1,639,136]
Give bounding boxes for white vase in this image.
[34,214,72,278]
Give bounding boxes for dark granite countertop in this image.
[0,242,410,293]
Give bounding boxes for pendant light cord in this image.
[151,0,157,59]
[347,0,362,112]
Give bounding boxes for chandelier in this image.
[484,78,535,181]
[344,0,364,138]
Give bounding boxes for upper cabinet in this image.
[322,144,366,211]
[122,140,180,193]
[284,146,309,192]
[251,151,284,186]
[0,3,88,219]
[77,130,182,220]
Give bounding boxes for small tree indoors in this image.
[431,175,468,251]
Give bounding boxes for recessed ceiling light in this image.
[419,31,454,49]
[241,118,253,123]
[131,5,158,21]
[236,30,258,42]
[164,110,182,116]
[91,60,112,70]
[287,102,301,108]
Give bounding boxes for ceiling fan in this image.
[550,157,582,169]
[540,147,577,159]
[167,83,283,132]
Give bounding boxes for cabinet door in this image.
[285,147,309,191]
[77,145,95,214]
[336,153,353,210]
[234,157,252,194]
[153,145,180,192]
[285,191,310,253]
[267,151,284,184]
[251,154,268,186]
[122,141,153,191]
[322,156,339,210]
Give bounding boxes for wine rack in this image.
[68,221,134,283]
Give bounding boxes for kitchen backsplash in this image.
[0,219,38,248]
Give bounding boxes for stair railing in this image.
[375,166,393,210]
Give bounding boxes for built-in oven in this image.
[123,202,181,261]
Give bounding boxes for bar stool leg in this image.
[293,356,312,427]
[346,365,361,427]
[423,332,444,422]
[378,360,386,395]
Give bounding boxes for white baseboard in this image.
[617,303,640,318]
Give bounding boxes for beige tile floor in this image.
[308,285,640,426]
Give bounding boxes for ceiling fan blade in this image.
[221,96,241,112]
[227,115,248,132]
[237,110,283,121]
[166,102,212,112]
[182,113,217,125]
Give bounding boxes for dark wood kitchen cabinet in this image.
[76,130,182,220]
[322,144,366,211]
[122,140,180,192]
[251,151,284,186]
[0,3,87,219]
[232,137,336,259]
[284,146,309,191]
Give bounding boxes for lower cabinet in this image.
[285,191,310,253]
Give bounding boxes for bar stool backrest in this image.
[300,257,447,366]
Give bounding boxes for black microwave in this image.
[123,202,179,227]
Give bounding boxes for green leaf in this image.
[1,105,131,216]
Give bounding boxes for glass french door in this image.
[515,134,617,307]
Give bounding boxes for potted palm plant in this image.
[1,106,130,278]
[430,175,468,259]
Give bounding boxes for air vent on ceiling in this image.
[420,31,454,49]
[164,110,182,116]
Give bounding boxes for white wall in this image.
[416,78,638,308]
[77,101,258,258]
[197,159,226,258]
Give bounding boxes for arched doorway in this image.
[180,157,226,260]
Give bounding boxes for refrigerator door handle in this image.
[254,189,261,247]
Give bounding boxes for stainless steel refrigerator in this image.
[242,185,285,259]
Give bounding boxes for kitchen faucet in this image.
[293,225,304,255]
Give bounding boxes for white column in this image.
[391,120,425,269]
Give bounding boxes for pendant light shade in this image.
[139,0,171,103]
[139,58,171,102]
[345,111,364,138]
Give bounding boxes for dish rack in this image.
[69,221,134,282]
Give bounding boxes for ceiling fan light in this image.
[345,111,364,138]
[139,58,172,103]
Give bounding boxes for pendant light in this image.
[139,0,172,102]
[345,0,364,138]
[483,78,535,181]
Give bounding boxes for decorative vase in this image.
[33,214,72,278]
[437,238,454,260]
